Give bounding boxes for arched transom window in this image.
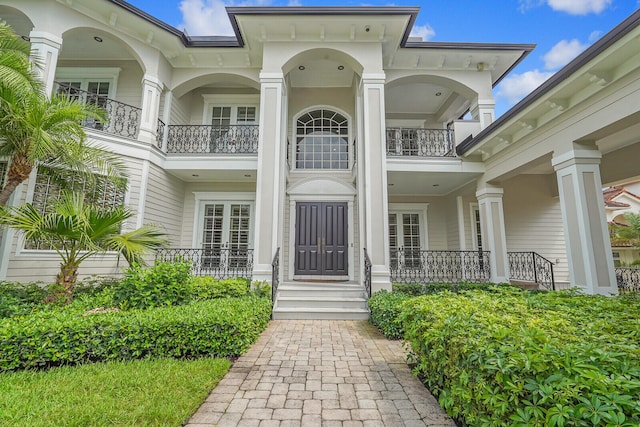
[296,109,348,169]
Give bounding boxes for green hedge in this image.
[190,276,251,300]
[0,297,271,372]
[368,290,411,339]
[400,288,640,427]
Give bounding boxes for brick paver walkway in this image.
[185,320,455,427]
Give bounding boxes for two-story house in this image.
[1,1,638,318]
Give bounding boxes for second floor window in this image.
[296,109,349,170]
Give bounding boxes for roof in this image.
[457,8,640,155]
[603,185,640,208]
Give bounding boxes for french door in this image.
[200,202,252,273]
[295,202,348,276]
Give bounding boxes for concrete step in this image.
[273,281,370,320]
[510,280,541,290]
[276,296,368,309]
[272,307,370,320]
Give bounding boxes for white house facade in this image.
[1,1,639,318]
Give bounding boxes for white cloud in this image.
[588,30,602,42]
[547,0,612,15]
[543,38,588,69]
[518,0,612,14]
[495,69,554,105]
[179,0,234,36]
[179,0,274,36]
[288,0,302,5]
[409,24,435,41]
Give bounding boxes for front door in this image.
[295,202,348,276]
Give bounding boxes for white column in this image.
[361,74,391,292]
[137,74,163,144]
[160,90,173,152]
[252,72,285,283]
[29,31,62,96]
[476,184,509,283]
[552,148,617,295]
[470,98,495,130]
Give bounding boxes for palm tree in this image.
[0,21,126,207]
[0,191,167,303]
[611,213,640,249]
[0,20,40,94]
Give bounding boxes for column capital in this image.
[552,148,602,170]
[259,71,285,83]
[475,185,503,199]
[361,73,386,85]
[141,74,163,90]
[28,30,63,48]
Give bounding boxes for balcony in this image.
[386,128,455,158]
[166,125,259,155]
[55,82,147,141]
[155,247,254,279]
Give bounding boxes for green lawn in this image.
[0,357,230,427]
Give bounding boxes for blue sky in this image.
[127,0,639,117]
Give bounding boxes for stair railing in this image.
[364,248,372,299]
[271,248,280,306]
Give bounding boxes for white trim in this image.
[287,194,356,281]
[201,94,260,125]
[456,196,466,250]
[469,202,481,250]
[192,192,256,248]
[291,105,354,173]
[55,67,121,99]
[135,160,150,228]
[388,203,429,250]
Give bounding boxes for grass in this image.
[0,357,231,427]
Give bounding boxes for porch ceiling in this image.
[387,171,479,196]
[59,28,138,61]
[0,5,33,38]
[165,168,258,183]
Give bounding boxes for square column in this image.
[252,73,286,283]
[360,74,391,292]
[138,74,163,144]
[29,31,62,96]
[476,185,509,283]
[552,149,617,295]
[470,98,495,130]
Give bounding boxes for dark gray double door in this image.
[295,202,348,276]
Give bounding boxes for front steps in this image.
[272,281,370,320]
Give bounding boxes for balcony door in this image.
[295,202,348,276]
[200,202,253,273]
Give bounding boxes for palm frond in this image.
[106,225,167,266]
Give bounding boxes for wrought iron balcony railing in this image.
[54,82,141,139]
[390,248,490,284]
[155,247,254,279]
[156,118,166,149]
[386,128,455,158]
[166,125,259,154]
[508,251,555,290]
[616,267,640,293]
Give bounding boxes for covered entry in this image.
[295,202,348,276]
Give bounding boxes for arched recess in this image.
[385,74,479,126]
[0,5,34,38]
[172,72,260,99]
[281,47,365,77]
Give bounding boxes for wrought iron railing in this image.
[390,249,490,284]
[364,248,372,299]
[54,82,141,139]
[272,248,280,306]
[156,118,166,149]
[166,125,259,154]
[616,267,640,293]
[508,251,555,290]
[155,247,253,279]
[386,128,455,158]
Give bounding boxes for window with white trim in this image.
[198,200,254,269]
[296,109,349,170]
[470,204,483,251]
[0,160,7,189]
[388,205,428,269]
[25,166,126,250]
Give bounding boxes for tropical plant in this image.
[0,191,166,303]
[0,21,125,206]
[610,212,640,248]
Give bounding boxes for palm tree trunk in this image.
[0,154,33,206]
[48,262,80,305]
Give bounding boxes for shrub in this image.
[368,290,411,339]
[400,289,640,427]
[189,276,250,300]
[251,280,271,299]
[392,282,518,296]
[112,261,191,310]
[0,296,272,372]
[0,282,48,318]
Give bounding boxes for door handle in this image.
[322,238,326,255]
